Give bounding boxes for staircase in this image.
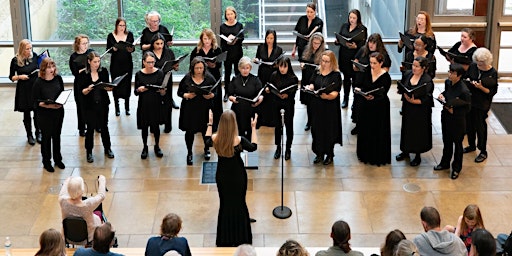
[259,0,317,39]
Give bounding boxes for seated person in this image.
[234,244,257,256]
[316,220,363,256]
[378,229,406,256]
[73,222,121,256]
[469,229,496,256]
[35,228,66,256]
[59,175,106,242]
[395,240,419,256]
[277,240,309,256]
[145,213,191,256]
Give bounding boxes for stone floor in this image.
[1,81,512,249]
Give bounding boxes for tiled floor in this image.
[1,81,512,249]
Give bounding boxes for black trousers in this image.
[23,110,39,135]
[339,59,355,100]
[114,96,130,112]
[440,113,465,171]
[38,109,64,165]
[466,108,488,152]
[223,58,241,93]
[274,102,294,149]
[185,131,208,153]
[85,118,111,154]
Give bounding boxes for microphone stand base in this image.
[272,206,292,219]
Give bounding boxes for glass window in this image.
[435,0,474,16]
[505,0,512,15]
[499,31,512,72]
[433,32,462,75]
[0,1,13,76]
[221,0,259,38]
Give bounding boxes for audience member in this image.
[234,244,257,256]
[469,229,496,256]
[380,229,406,256]
[413,206,466,256]
[316,220,363,256]
[145,213,191,256]
[444,204,485,252]
[35,228,66,256]
[394,240,419,256]
[73,222,122,256]
[277,240,309,256]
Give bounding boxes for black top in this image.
[220,22,244,61]
[441,79,472,117]
[294,16,324,50]
[190,46,223,80]
[10,52,39,112]
[178,73,217,132]
[448,41,477,65]
[32,75,65,109]
[336,23,367,59]
[255,43,283,85]
[77,67,111,106]
[404,51,437,79]
[69,49,95,77]
[398,30,436,56]
[140,25,170,51]
[465,63,498,110]
[268,71,299,105]
[399,70,434,107]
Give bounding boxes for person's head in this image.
[473,47,493,70]
[277,57,295,77]
[420,206,441,231]
[306,3,316,20]
[142,51,157,70]
[225,6,237,22]
[461,28,476,45]
[461,204,485,231]
[17,39,33,59]
[163,251,181,256]
[238,56,253,76]
[67,176,85,200]
[303,32,325,64]
[416,11,430,29]
[86,51,101,73]
[92,222,116,254]
[380,229,406,256]
[394,239,420,256]
[330,220,352,253]
[35,228,66,256]
[366,33,386,54]
[370,52,384,71]
[114,17,127,35]
[277,240,309,256]
[265,29,277,48]
[469,229,496,256]
[234,244,257,256]
[73,34,89,53]
[348,9,362,27]
[414,36,428,53]
[198,28,218,50]
[320,50,339,73]
[190,57,207,78]
[448,63,465,83]
[412,56,429,76]
[150,33,166,51]
[310,32,324,51]
[160,213,182,238]
[214,110,239,158]
[39,58,58,78]
[145,11,161,30]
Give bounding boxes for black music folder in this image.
[161,53,189,73]
[435,97,469,108]
[292,26,319,40]
[354,86,384,96]
[219,29,244,44]
[113,41,136,52]
[266,83,297,96]
[188,79,221,95]
[334,30,365,47]
[94,73,128,89]
[254,52,286,66]
[145,71,172,89]
[301,82,336,97]
[401,62,413,70]
[202,51,227,63]
[236,87,265,103]
[160,26,174,42]
[399,32,414,50]
[437,46,471,64]
[352,60,368,72]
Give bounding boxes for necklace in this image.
[241,76,249,87]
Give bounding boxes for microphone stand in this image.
[273,109,292,219]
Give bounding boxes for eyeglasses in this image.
[118,24,126,27]
[145,61,155,64]
[149,19,159,23]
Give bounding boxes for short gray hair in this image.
[472,47,493,66]
[238,56,252,69]
[234,244,257,256]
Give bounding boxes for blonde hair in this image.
[320,50,339,73]
[213,110,239,157]
[196,28,218,52]
[67,176,85,200]
[303,33,325,65]
[277,240,309,256]
[394,240,419,256]
[35,228,66,256]
[16,39,33,67]
[73,34,89,53]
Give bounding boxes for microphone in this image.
[280,109,285,127]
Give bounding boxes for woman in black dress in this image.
[300,33,325,131]
[220,6,244,102]
[355,52,392,166]
[77,51,115,163]
[444,28,477,68]
[69,34,94,136]
[291,2,323,60]
[398,11,436,56]
[254,29,283,127]
[32,58,65,173]
[396,56,434,166]
[151,33,178,133]
[106,17,134,116]
[135,52,166,159]
[268,57,298,160]
[227,57,263,140]
[9,39,40,145]
[190,28,223,132]
[205,110,258,247]
[178,57,216,165]
[306,50,342,165]
[335,9,367,108]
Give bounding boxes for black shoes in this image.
[350,126,358,135]
[87,153,94,163]
[410,155,421,166]
[223,94,228,102]
[141,146,148,159]
[395,152,409,161]
[341,98,348,108]
[274,146,281,159]
[187,153,193,165]
[450,169,461,179]
[105,149,115,159]
[433,164,449,171]
[115,111,120,116]
[250,218,256,223]
[475,152,487,163]
[164,127,172,133]
[154,146,163,158]
[171,100,180,109]
[55,161,65,169]
[304,124,311,131]
[43,164,54,173]
[36,133,42,144]
[204,149,211,160]
[313,155,322,164]
[27,135,35,145]
[323,155,333,165]
[79,130,86,137]
[285,149,291,160]
[463,146,476,153]
[125,110,130,116]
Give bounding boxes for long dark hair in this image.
[276,57,296,78]
[264,29,277,49]
[348,9,363,27]
[85,51,101,73]
[363,33,388,57]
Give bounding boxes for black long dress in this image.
[177,73,216,132]
[310,71,343,157]
[399,71,433,154]
[10,53,38,112]
[69,48,94,133]
[153,47,175,131]
[134,69,165,129]
[205,137,257,247]
[190,46,223,131]
[220,22,244,95]
[228,74,262,140]
[255,43,283,127]
[106,32,134,105]
[357,71,392,166]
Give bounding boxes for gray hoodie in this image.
[413,230,467,256]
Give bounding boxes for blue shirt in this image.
[145,236,191,256]
[73,248,123,256]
